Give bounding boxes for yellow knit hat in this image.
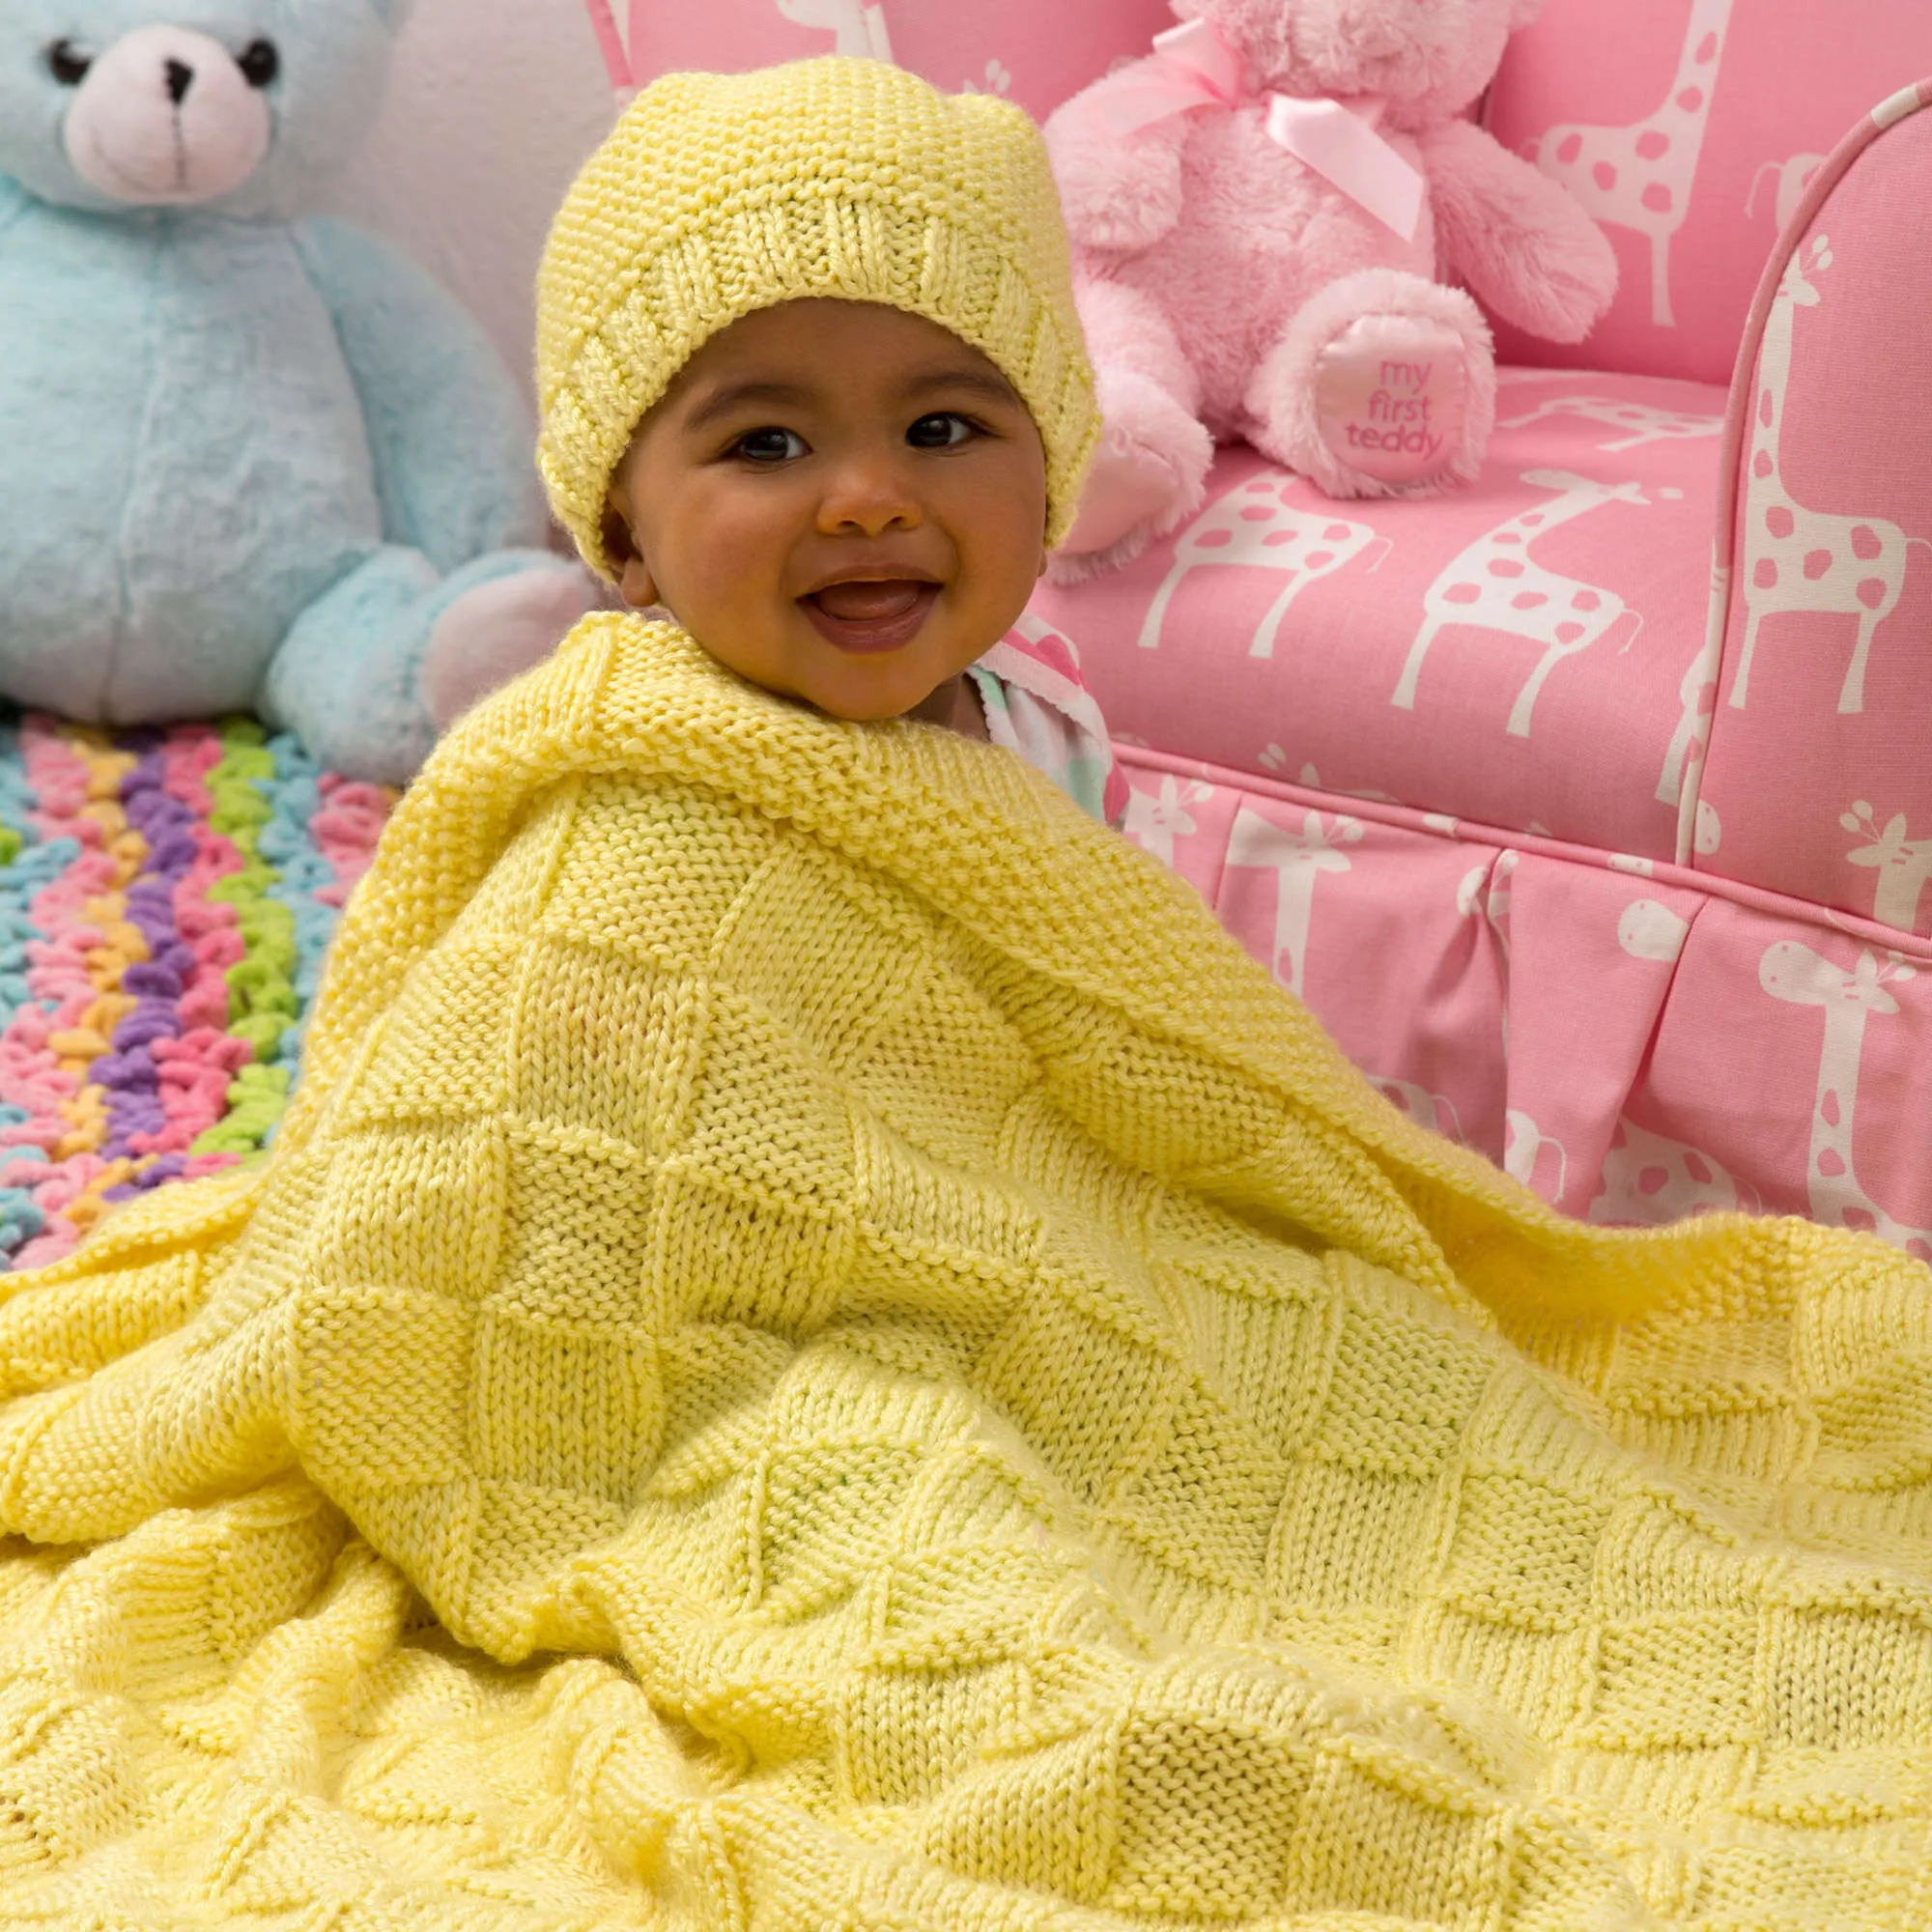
[535,57,1100,577]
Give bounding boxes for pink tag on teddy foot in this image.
[1314,315,1469,489]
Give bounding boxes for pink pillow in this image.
[584,0,1173,127]
[1487,0,1932,384]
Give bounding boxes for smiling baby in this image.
[533,57,1122,820]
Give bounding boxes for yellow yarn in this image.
[4,615,1932,1923]
[536,57,1100,575]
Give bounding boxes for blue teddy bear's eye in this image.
[45,40,91,86]
[238,39,279,89]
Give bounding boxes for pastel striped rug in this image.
[0,715,389,1271]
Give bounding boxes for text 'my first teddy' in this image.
[1045,0,1619,577]
[0,0,594,782]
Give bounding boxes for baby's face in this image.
[607,299,1050,722]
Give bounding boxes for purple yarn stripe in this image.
[97,732,201,1168]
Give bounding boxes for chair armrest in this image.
[1685,81,1932,937]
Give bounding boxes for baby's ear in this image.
[603,506,662,610]
[601,505,636,568]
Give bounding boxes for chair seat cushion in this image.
[1033,369,1728,864]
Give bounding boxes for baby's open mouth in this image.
[799,578,942,655]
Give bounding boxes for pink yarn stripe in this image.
[4,721,143,1268]
[311,776,390,908]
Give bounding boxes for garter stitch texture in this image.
[535,56,1100,574]
[2,616,1932,1924]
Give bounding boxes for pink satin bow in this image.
[1078,15,1425,243]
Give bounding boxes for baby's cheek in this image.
[963,490,1050,616]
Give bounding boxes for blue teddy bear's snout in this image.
[53,23,279,209]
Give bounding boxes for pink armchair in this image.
[602,0,1932,1250]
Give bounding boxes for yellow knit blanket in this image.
[4,618,1930,1929]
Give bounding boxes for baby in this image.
[535,57,1123,823]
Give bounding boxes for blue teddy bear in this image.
[0,0,593,782]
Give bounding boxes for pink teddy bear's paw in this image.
[1246,269,1497,500]
[1050,370,1213,581]
[420,565,598,730]
[1044,98,1188,256]
[1064,168,1187,256]
[1512,213,1620,345]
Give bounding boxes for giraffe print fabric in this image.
[586,0,1169,118]
[1692,102,1932,927]
[1031,80,1932,1261]
[1487,0,1932,383]
[1032,389,1726,867]
[1106,758,1932,1261]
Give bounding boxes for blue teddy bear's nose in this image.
[164,58,193,105]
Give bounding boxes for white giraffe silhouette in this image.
[1842,801,1932,933]
[1759,942,1932,1253]
[774,0,893,58]
[1224,803,1363,998]
[1496,394,1723,453]
[1393,469,1650,735]
[960,58,1014,98]
[1376,1082,1461,1136]
[1504,1110,1569,1204]
[1138,472,1385,658]
[1262,753,1400,805]
[1458,848,1519,1059]
[1123,773,1214,869]
[1658,550,1726,810]
[1457,848,1517,951]
[1526,0,1733,327]
[1373,1076,1466,1145]
[1746,152,1826,234]
[1587,1117,1758,1225]
[1729,236,1932,715]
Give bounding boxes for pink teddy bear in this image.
[1044,0,1618,577]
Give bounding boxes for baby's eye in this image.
[906,412,979,450]
[734,427,809,463]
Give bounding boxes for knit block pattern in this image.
[1,618,1930,1926]
[536,57,1099,572]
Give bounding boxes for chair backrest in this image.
[588,0,1172,127]
[1487,0,1932,385]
